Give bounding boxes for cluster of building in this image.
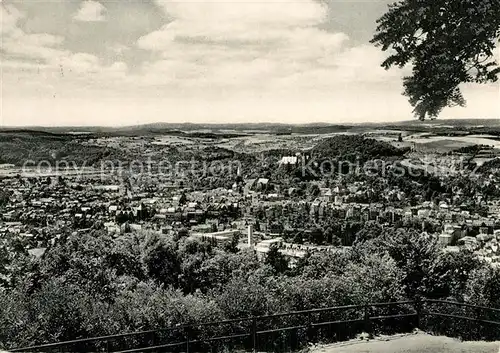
[1,151,500,267]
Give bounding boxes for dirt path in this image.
[310,333,500,353]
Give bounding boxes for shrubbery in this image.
[1,226,500,350]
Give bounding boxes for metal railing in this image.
[9,299,500,353]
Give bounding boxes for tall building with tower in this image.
[247,224,254,247]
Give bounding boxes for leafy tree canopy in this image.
[372,0,500,120]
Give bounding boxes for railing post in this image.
[364,304,372,336]
[306,311,311,341]
[252,317,257,352]
[474,305,482,339]
[186,325,190,353]
[415,298,421,329]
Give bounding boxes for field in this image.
[152,135,196,146]
[405,135,500,151]
[311,334,500,353]
[149,131,500,155]
[0,124,499,170]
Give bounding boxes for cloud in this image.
[0,4,24,35]
[1,6,68,63]
[58,53,128,78]
[2,4,127,101]
[109,43,129,55]
[3,32,67,62]
[73,1,106,22]
[133,0,402,97]
[1,4,121,72]
[2,0,498,125]
[157,0,326,24]
[138,0,329,50]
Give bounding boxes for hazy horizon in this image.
[2,0,499,126]
[2,116,500,129]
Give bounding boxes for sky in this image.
[1,0,499,126]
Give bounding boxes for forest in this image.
[2,225,500,351]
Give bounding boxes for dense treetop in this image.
[372,0,500,120]
[2,225,500,349]
[311,135,408,161]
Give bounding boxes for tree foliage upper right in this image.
[372,0,500,120]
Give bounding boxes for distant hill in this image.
[0,131,129,167]
[389,118,500,127]
[2,118,499,137]
[311,135,408,162]
[4,122,353,135]
[0,124,248,138]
